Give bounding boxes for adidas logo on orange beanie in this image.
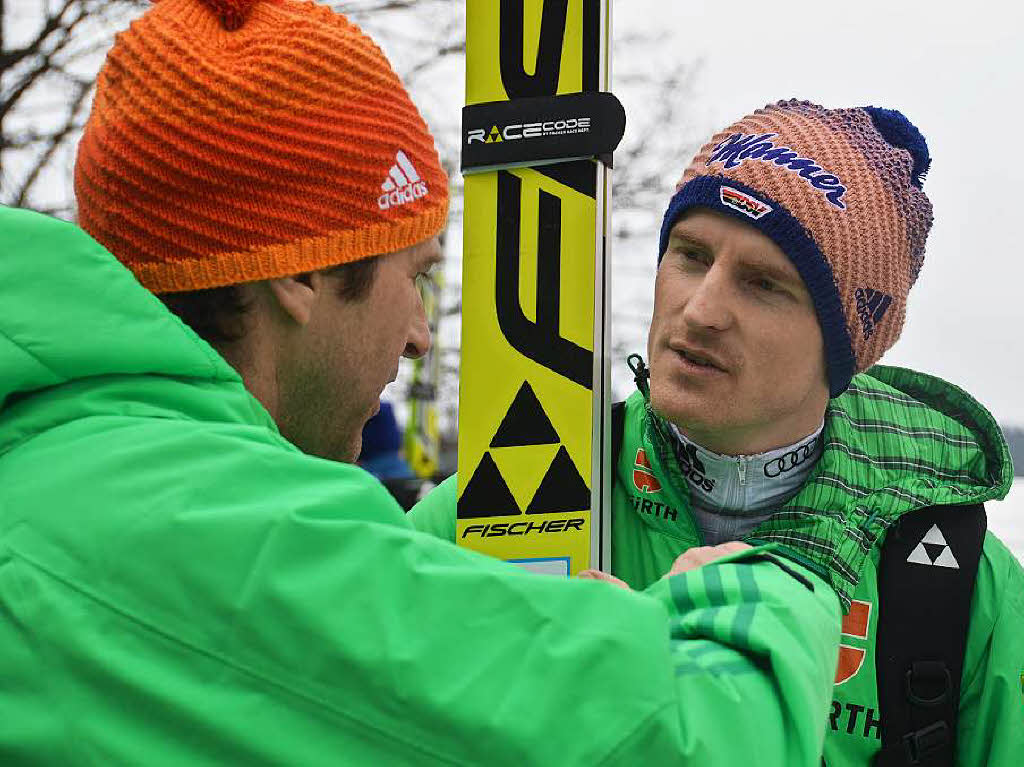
[75,0,449,293]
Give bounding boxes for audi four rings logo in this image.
[764,439,819,478]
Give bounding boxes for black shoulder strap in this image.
[611,401,625,464]
[873,503,986,767]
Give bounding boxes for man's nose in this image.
[681,264,734,331]
[403,301,431,359]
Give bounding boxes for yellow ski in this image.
[457,0,621,576]
[404,268,442,480]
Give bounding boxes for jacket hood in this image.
[774,363,1011,605]
[0,206,274,454]
[842,364,1013,503]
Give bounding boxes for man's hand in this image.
[576,542,751,590]
[668,542,750,575]
[577,570,630,590]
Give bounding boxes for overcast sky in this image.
[611,0,1024,426]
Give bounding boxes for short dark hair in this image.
[159,256,379,347]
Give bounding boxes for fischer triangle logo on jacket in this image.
[906,524,960,569]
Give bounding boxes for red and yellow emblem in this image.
[835,600,871,685]
[633,449,661,494]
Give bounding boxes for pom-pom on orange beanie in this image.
[75,0,449,293]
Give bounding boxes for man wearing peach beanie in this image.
[414,100,1024,765]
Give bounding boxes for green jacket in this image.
[411,365,1023,766]
[0,206,841,765]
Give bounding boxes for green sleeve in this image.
[407,472,458,541]
[622,546,841,766]
[956,533,1024,765]
[407,477,840,762]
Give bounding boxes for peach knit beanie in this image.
[658,100,933,397]
[75,0,448,293]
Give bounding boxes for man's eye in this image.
[680,249,708,265]
[754,278,777,292]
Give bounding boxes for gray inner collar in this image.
[667,421,825,517]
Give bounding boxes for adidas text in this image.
[679,444,716,493]
[378,150,429,210]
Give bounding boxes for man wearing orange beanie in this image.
[0,2,844,763]
[73,0,450,464]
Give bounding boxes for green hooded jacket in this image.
[411,363,1023,766]
[0,206,841,765]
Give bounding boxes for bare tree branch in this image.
[12,75,88,206]
[0,0,77,71]
[405,40,465,80]
[1,0,149,208]
[1,3,90,121]
[337,1,422,13]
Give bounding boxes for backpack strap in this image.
[873,503,986,766]
[611,401,625,465]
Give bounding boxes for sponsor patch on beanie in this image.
[378,150,430,210]
[854,287,893,340]
[720,185,773,220]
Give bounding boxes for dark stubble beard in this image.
[276,353,365,464]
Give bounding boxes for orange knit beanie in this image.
[75,0,448,293]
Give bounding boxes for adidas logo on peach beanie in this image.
[75,0,449,293]
[658,99,934,397]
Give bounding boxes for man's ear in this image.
[265,273,317,326]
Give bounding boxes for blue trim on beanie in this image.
[657,175,856,397]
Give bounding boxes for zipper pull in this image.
[737,458,746,486]
[627,354,651,399]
